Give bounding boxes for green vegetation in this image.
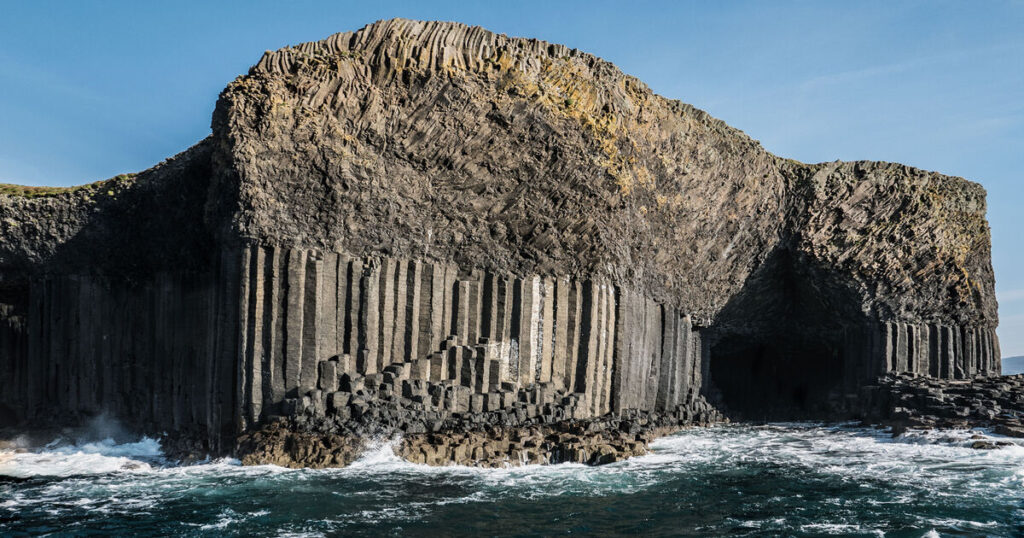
[0,184,72,197]
[0,173,135,199]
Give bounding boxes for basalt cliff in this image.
[0,19,1001,466]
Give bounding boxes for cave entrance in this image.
[709,332,845,421]
[706,247,865,421]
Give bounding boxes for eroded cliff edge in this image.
[0,19,999,464]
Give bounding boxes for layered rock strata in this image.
[0,19,1000,465]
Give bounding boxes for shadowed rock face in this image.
[0,19,999,455]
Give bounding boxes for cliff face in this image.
[0,19,999,450]
[215,19,785,315]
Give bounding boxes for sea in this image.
[2,423,1023,536]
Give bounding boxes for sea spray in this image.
[0,436,164,479]
[0,414,168,479]
[346,435,406,469]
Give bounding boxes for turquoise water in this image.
[3,424,1023,536]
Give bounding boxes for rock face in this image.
[0,19,999,462]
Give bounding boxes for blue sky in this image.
[2,1,1022,355]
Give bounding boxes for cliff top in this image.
[0,174,135,199]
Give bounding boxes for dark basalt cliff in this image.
[0,19,999,463]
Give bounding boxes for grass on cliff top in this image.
[0,174,136,199]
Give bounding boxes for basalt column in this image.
[0,249,244,449]
[231,247,719,425]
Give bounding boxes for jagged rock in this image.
[856,374,1024,438]
[234,421,365,468]
[0,19,1000,466]
[396,416,677,468]
[995,424,1024,438]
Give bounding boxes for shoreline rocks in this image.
[397,420,711,467]
[231,406,724,468]
[858,373,1024,439]
[225,351,726,468]
[233,421,366,468]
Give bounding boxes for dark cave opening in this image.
[709,332,846,420]
[706,247,866,421]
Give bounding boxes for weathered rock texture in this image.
[0,19,999,462]
[857,373,1024,441]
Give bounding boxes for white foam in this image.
[0,436,164,478]
[1,451,154,478]
[52,436,163,458]
[344,436,406,469]
[199,508,243,531]
[799,523,880,535]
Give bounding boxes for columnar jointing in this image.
[0,246,1002,444]
[234,246,712,428]
[880,321,1000,381]
[707,319,1002,420]
[0,250,241,448]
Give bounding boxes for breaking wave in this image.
[0,436,163,478]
